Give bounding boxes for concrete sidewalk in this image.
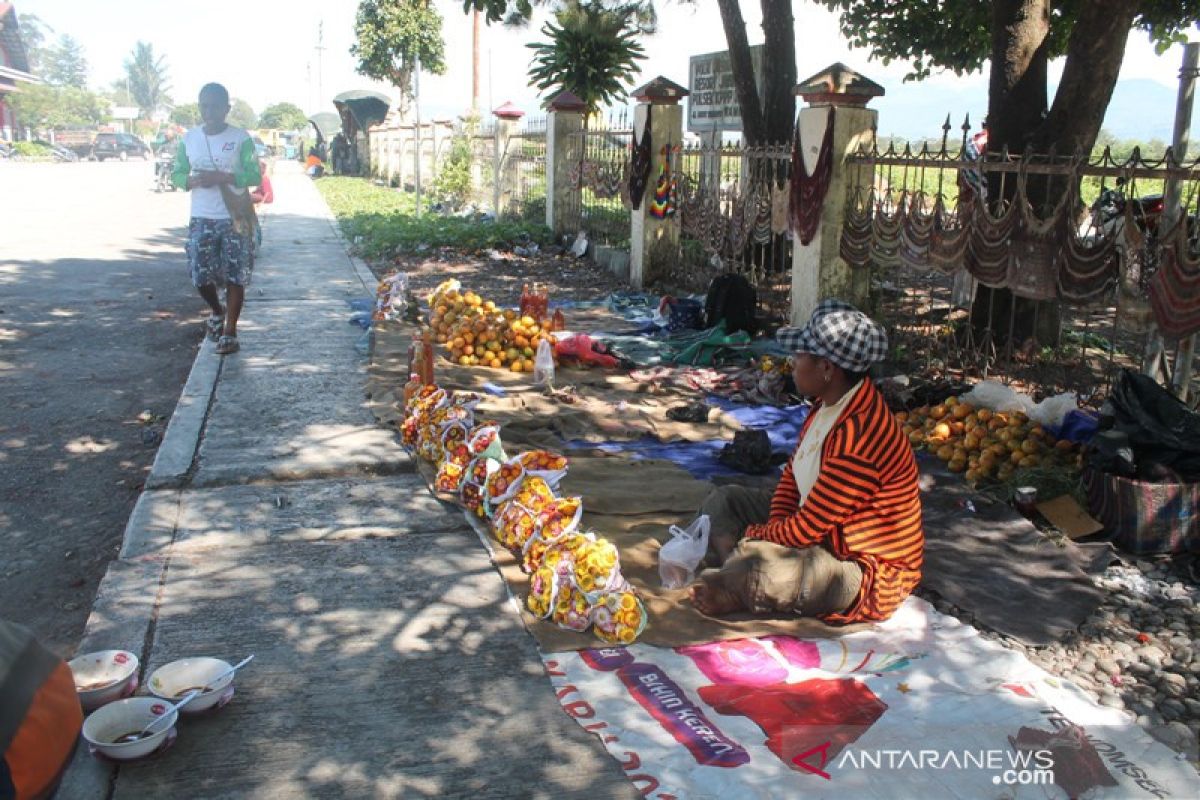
[62,162,634,799]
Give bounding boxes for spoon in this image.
[203,654,255,692]
[135,689,202,739]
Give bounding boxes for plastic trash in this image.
[659,515,711,589]
[534,339,556,387]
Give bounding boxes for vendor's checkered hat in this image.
[777,300,888,373]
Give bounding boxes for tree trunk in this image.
[760,0,796,145]
[1040,0,1138,156]
[471,8,481,113]
[716,0,766,145]
[986,0,1050,156]
[973,0,1054,347]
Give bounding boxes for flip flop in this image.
[206,315,224,341]
[215,335,240,355]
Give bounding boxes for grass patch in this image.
[316,176,553,260]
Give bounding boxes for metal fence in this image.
[499,115,547,224]
[563,109,634,246]
[843,116,1200,404]
[673,140,794,323]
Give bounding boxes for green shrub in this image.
[317,176,553,259]
[432,134,473,209]
[13,141,51,157]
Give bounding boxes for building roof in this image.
[0,3,35,77]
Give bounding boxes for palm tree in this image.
[527,2,646,116]
[124,42,172,119]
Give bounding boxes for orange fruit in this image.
[948,457,967,473]
[951,403,971,420]
[1020,438,1040,455]
[1010,450,1025,465]
[930,404,948,420]
[936,444,955,461]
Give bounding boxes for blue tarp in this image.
[566,397,810,480]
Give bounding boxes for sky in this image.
[15,0,1200,140]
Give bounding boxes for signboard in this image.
[110,106,140,121]
[687,45,764,133]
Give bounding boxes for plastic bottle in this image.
[534,339,556,388]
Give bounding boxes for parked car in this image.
[92,133,150,161]
[252,136,272,159]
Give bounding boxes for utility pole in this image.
[315,20,326,109]
[471,8,481,113]
[414,55,422,219]
[1168,42,1199,400]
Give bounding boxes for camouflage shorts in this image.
[186,217,253,288]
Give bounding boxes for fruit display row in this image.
[426,279,558,372]
[399,383,648,644]
[896,396,1083,486]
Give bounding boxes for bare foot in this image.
[689,573,744,617]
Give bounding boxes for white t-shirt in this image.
[791,380,863,505]
[179,125,251,220]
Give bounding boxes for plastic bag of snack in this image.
[401,386,447,447]
[572,537,627,596]
[514,450,569,490]
[522,496,583,572]
[461,456,499,517]
[591,590,648,644]
[467,423,506,462]
[491,477,556,548]
[483,460,528,517]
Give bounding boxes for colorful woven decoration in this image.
[627,115,653,210]
[790,107,836,246]
[648,144,678,219]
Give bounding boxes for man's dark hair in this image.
[843,369,868,385]
[199,83,229,104]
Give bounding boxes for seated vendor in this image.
[690,300,924,624]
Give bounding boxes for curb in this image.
[145,338,221,489]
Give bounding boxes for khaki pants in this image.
[698,485,863,617]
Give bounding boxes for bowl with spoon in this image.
[81,695,192,760]
[147,655,252,713]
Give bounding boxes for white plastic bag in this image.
[534,339,556,387]
[658,515,711,589]
[1028,392,1078,428]
[957,380,1035,415]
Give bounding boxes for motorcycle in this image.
[1089,177,1166,239]
[154,149,175,192]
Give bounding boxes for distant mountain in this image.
[870,77,1197,146]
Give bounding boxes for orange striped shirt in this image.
[745,379,924,623]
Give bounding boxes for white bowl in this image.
[81,697,177,760]
[147,657,234,713]
[68,650,139,712]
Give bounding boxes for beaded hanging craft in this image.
[648,144,679,219]
[627,115,653,210]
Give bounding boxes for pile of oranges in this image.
[427,282,557,373]
[896,396,1083,486]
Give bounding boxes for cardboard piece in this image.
[1036,494,1104,539]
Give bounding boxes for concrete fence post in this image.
[628,76,689,290]
[789,63,883,324]
[492,102,524,217]
[544,91,587,237]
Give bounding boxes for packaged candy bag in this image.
[491,477,556,549]
[433,462,464,494]
[401,386,447,447]
[591,590,648,644]
[522,497,583,572]
[419,404,474,463]
[467,424,506,462]
[514,450,569,490]
[572,537,627,595]
[461,456,499,517]
[483,460,528,517]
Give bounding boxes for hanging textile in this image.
[1057,181,1119,306]
[770,181,790,235]
[965,188,1019,288]
[898,193,935,273]
[628,115,653,210]
[648,145,678,219]
[869,192,905,271]
[927,195,970,275]
[789,107,836,245]
[1148,223,1200,338]
[1005,171,1068,301]
[751,183,774,245]
[839,193,873,270]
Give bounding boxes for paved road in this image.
[0,160,199,655]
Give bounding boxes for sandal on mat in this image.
[215,335,240,355]
[206,314,224,341]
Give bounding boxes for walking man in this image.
[172,83,261,355]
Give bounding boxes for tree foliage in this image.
[43,34,89,88]
[16,13,50,75]
[171,103,201,127]
[527,2,646,114]
[351,0,446,116]
[813,1,1197,82]
[259,102,309,131]
[9,84,107,129]
[124,42,172,118]
[228,99,257,129]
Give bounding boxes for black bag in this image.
[719,430,777,474]
[704,273,757,335]
[1103,369,1200,481]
